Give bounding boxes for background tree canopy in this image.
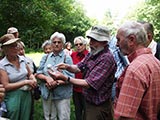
[0,0,160,52]
[0,0,92,51]
[120,0,160,42]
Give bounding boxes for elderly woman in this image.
[0,34,37,120]
[36,32,74,120]
[18,41,37,74]
[41,40,53,54]
[71,36,89,120]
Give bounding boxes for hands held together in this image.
[47,63,69,84]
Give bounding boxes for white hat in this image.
[86,25,110,42]
[7,27,18,34]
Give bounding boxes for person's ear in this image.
[147,32,153,43]
[127,34,136,46]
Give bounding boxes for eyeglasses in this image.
[75,43,83,46]
[52,41,62,44]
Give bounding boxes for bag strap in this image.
[63,54,66,63]
[26,64,32,78]
[45,54,49,63]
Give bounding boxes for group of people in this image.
[48,21,160,120]
[0,28,37,120]
[36,32,90,120]
[0,20,160,120]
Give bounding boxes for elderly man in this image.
[36,32,74,120]
[114,21,160,120]
[48,25,117,120]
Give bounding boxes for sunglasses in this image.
[75,43,83,46]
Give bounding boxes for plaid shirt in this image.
[78,45,117,105]
[114,48,160,120]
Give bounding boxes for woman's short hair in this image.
[50,32,66,44]
[41,40,52,49]
[74,36,87,45]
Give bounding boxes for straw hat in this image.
[0,34,20,47]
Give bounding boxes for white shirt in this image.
[148,40,157,55]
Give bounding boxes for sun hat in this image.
[86,25,110,42]
[0,34,20,47]
[7,27,18,34]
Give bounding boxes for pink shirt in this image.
[114,48,160,120]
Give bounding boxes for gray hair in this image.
[74,36,87,45]
[137,21,154,36]
[50,32,66,44]
[119,21,147,46]
[19,41,25,48]
[41,40,52,49]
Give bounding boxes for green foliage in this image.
[102,0,160,41]
[0,0,92,51]
[102,9,116,35]
[125,0,160,42]
[34,99,43,120]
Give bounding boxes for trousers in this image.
[42,93,71,120]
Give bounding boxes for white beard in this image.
[90,47,104,55]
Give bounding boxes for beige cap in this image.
[86,25,110,42]
[7,27,18,34]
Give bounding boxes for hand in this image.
[56,63,69,70]
[29,74,37,82]
[45,76,56,89]
[45,81,57,90]
[0,84,5,102]
[26,80,37,89]
[48,70,67,82]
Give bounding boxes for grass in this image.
[26,52,75,120]
[26,52,43,67]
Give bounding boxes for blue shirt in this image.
[109,36,128,79]
[37,50,74,100]
[0,56,28,83]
